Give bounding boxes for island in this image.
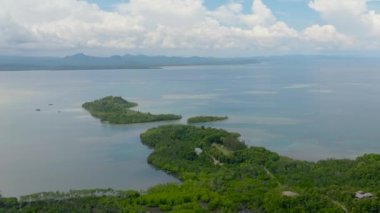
[82,96,182,124]
[2,125,379,212]
[187,116,228,124]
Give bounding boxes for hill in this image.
[0,54,259,71]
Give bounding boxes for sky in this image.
[1,0,380,57]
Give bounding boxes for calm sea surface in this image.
[1,58,380,196]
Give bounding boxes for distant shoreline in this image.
[0,54,259,71]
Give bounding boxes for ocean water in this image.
[1,57,380,196]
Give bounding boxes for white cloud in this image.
[361,10,380,36]
[243,0,277,27]
[116,0,206,28]
[309,0,380,37]
[309,0,367,17]
[0,13,33,45]
[208,2,244,27]
[0,0,376,56]
[303,24,354,48]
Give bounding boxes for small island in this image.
[187,116,228,124]
[82,96,182,124]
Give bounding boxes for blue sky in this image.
[88,0,322,29]
[2,0,380,56]
[87,0,380,31]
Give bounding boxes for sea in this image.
[1,57,379,196]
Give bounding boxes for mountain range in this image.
[0,54,259,71]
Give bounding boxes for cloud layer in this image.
[0,0,379,56]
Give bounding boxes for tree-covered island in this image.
[82,96,182,124]
[1,125,379,212]
[187,116,228,124]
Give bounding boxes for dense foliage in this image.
[187,116,228,124]
[0,190,143,213]
[138,125,380,212]
[82,96,182,124]
[1,125,379,212]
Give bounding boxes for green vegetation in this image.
[187,116,228,124]
[1,125,379,212]
[0,189,143,213]
[139,125,380,212]
[82,96,182,124]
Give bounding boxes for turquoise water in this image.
[1,57,380,196]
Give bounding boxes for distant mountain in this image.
[0,54,259,71]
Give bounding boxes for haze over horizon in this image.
[1,0,380,57]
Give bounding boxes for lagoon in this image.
[1,57,380,196]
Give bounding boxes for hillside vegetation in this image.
[2,125,379,212]
[82,96,182,124]
[187,116,228,124]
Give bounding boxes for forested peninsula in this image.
[82,96,182,124]
[187,116,228,124]
[1,125,379,212]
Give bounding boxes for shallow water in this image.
[1,57,380,196]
